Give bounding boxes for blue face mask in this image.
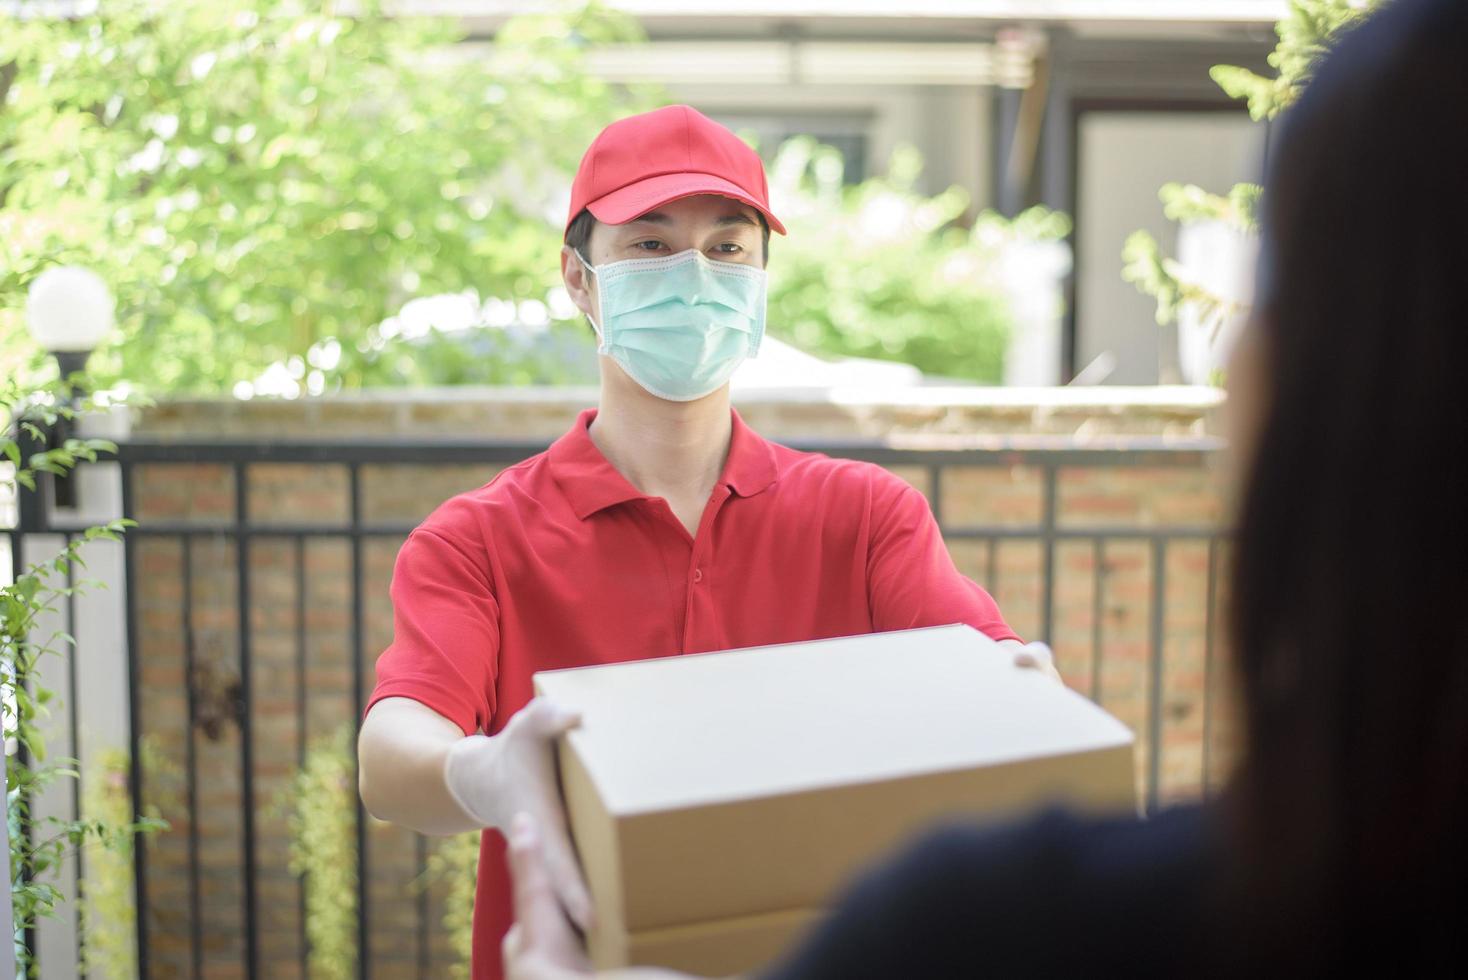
[575,247,766,402]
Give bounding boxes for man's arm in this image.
[358,694,594,929]
[358,696,481,835]
[360,514,593,927]
[865,473,1019,639]
[864,473,1061,681]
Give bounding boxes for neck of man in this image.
[589,359,733,508]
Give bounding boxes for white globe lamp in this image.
[24,266,115,509]
[26,265,115,378]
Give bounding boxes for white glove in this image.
[443,697,594,930]
[1002,639,1063,684]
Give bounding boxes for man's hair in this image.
[563,207,771,267]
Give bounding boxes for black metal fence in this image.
[6,434,1228,979]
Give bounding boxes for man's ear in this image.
[561,245,593,319]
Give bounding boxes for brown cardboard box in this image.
[533,624,1136,975]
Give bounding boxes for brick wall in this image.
[124,387,1232,977]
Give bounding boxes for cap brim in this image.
[586,171,787,236]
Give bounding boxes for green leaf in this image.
[1122,230,1194,328]
[1209,64,1279,120]
[1209,0,1385,119]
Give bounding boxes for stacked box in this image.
[534,624,1136,975]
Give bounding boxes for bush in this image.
[421,831,480,978]
[766,138,1068,384]
[281,725,359,980]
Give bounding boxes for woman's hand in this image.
[504,811,595,980]
[504,812,699,980]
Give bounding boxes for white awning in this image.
[577,41,1003,87]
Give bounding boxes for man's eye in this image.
[714,243,744,254]
[633,240,664,251]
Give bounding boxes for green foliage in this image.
[3,378,164,977]
[282,724,359,980]
[1121,230,1249,331]
[1120,231,1181,328]
[1210,0,1381,120]
[74,738,177,976]
[78,744,176,977]
[420,831,480,978]
[1125,0,1387,334]
[0,0,652,394]
[281,729,479,978]
[1121,182,1262,328]
[1156,182,1261,233]
[766,137,1069,383]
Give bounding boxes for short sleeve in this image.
[866,473,1021,643]
[365,526,500,736]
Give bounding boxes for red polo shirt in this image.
[367,408,1018,980]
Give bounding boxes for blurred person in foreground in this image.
[357,100,1058,978]
[504,0,1468,975]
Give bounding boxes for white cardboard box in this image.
[534,624,1137,974]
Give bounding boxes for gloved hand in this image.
[1000,639,1064,685]
[443,697,594,931]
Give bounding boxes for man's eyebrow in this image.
[715,213,759,228]
[626,211,672,226]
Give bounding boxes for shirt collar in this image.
[724,407,779,498]
[548,407,778,521]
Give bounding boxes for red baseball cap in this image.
[565,104,787,238]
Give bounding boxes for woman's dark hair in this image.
[1228,0,1467,968]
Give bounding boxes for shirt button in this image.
[693,568,704,584]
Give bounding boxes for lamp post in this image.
[25,266,115,510]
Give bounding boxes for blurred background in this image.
[2,2,1347,978]
[1,0,1278,397]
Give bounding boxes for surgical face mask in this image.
[575,247,766,402]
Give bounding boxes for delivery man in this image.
[357,104,1057,980]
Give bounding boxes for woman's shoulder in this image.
[765,804,1221,980]
[1000,802,1214,884]
[886,803,1216,928]
[915,801,1210,874]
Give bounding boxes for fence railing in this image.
[5,434,1229,979]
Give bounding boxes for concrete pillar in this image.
[28,405,134,980]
